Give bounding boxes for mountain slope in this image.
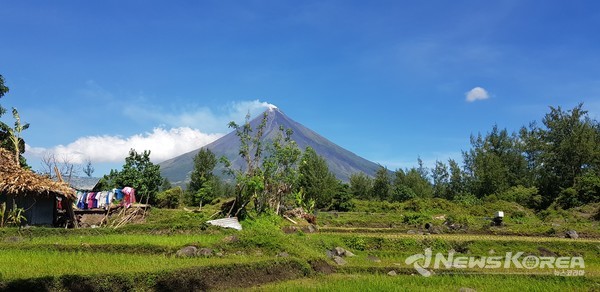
[158,108,381,186]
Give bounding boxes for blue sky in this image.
[1,1,599,176]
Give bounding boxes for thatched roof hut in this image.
[0,148,75,226]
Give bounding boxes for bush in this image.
[452,193,480,207]
[491,185,541,209]
[155,187,184,209]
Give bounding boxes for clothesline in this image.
[75,187,136,210]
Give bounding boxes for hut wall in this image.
[6,195,55,226]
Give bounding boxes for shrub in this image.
[453,193,480,207]
[155,187,184,209]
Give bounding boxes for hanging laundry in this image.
[87,192,95,209]
[114,189,124,200]
[121,187,136,208]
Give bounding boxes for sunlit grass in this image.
[0,249,272,280]
[253,273,600,291]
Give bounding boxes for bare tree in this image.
[38,152,80,180]
[83,158,95,177]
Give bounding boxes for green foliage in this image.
[371,166,391,200]
[0,107,30,168]
[343,236,367,251]
[298,147,339,209]
[349,173,373,199]
[293,189,315,214]
[487,185,541,209]
[262,126,302,213]
[402,212,429,225]
[452,192,480,207]
[222,112,300,218]
[188,148,217,205]
[237,213,285,251]
[391,162,433,201]
[330,182,354,211]
[99,149,162,205]
[391,184,416,202]
[534,104,600,207]
[160,178,172,192]
[156,187,184,209]
[1,201,26,227]
[432,160,449,198]
[463,125,529,198]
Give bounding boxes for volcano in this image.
[158,107,381,186]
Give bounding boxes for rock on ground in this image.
[197,248,213,257]
[332,256,347,266]
[176,246,198,258]
[566,230,579,239]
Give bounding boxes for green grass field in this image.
[0,200,598,290]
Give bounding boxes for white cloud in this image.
[26,127,223,164]
[123,99,277,133]
[465,87,490,102]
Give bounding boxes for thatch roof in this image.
[0,148,75,199]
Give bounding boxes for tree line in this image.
[352,104,600,210]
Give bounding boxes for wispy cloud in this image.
[465,87,490,102]
[26,127,222,164]
[123,99,277,133]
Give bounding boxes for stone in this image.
[334,247,346,257]
[326,250,335,258]
[344,250,356,257]
[366,255,381,263]
[215,252,224,257]
[197,248,213,257]
[407,230,416,235]
[459,288,477,292]
[307,224,317,233]
[176,246,198,258]
[222,235,239,243]
[277,252,290,258]
[332,256,347,266]
[566,230,579,239]
[387,270,397,276]
[488,249,495,255]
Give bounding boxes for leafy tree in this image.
[371,166,391,200]
[0,108,29,167]
[223,112,269,218]
[99,149,162,205]
[160,177,172,192]
[349,172,373,199]
[392,166,433,201]
[156,187,184,209]
[0,74,8,116]
[331,181,354,211]
[447,159,466,200]
[262,126,302,213]
[187,148,218,207]
[0,76,29,167]
[298,147,339,209]
[431,160,449,198]
[463,125,529,198]
[535,104,600,207]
